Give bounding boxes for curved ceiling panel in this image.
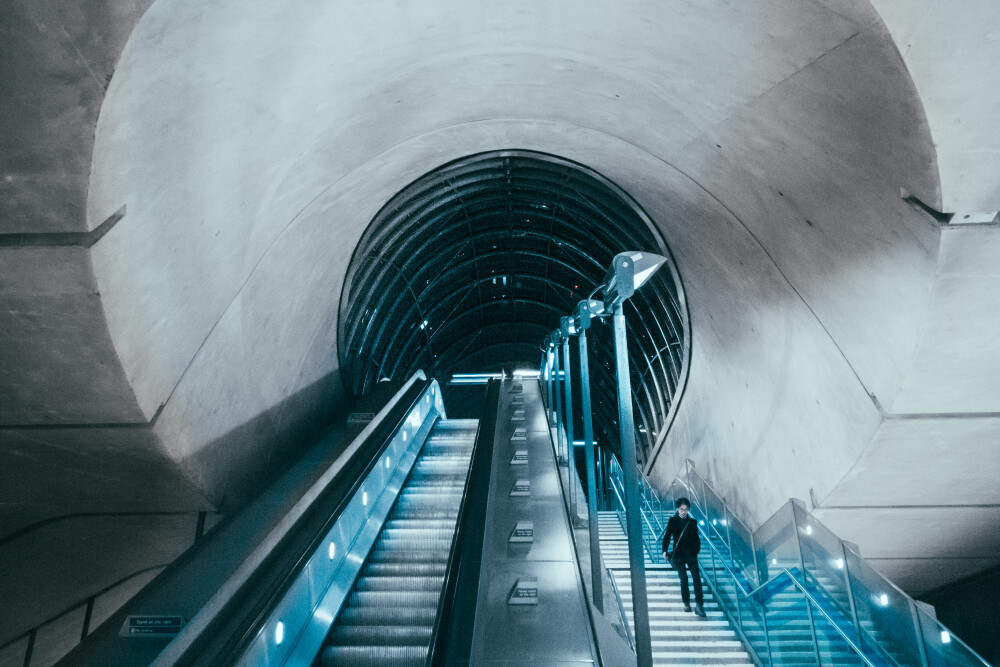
[339,150,689,463]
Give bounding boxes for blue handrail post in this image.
[545,350,555,423]
[553,342,565,464]
[612,303,654,667]
[561,334,577,521]
[578,327,604,611]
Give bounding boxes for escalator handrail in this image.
[151,371,430,666]
[426,379,500,666]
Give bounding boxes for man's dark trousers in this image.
[673,554,703,605]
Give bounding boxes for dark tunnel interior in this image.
[338,150,690,465]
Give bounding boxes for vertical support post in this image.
[23,629,35,667]
[545,349,556,420]
[909,599,931,667]
[81,596,95,640]
[612,304,653,667]
[579,330,603,612]
[725,507,735,568]
[761,603,775,667]
[546,351,555,422]
[195,511,207,542]
[841,542,863,646]
[553,345,565,464]
[790,502,822,666]
[562,336,577,520]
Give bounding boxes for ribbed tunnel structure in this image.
[339,151,688,464]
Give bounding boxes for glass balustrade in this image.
[605,457,990,667]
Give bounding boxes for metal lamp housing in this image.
[602,251,667,306]
[560,315,578,338]
[574,299,604,331]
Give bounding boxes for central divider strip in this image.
[469,377,600,664]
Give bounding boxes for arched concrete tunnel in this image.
[2,0,1000,661]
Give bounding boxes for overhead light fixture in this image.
[574,298,605,331]
[600,251,665,667]
[601,251,667,307]
[560,315,577,338]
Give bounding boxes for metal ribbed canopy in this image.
[339,150,688,464]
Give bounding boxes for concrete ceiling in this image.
[2,0,999,639]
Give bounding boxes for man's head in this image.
[675,496,690,517]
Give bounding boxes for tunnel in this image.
[339,150,687,466]
[2,0,1000,664]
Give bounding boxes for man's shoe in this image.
[694,604,707,617]
[683,603,692,613]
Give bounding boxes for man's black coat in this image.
[661,513,701,558]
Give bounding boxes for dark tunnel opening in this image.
[338,150,689,466]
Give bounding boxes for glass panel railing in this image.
[793,504,858,638]
[752,503,800,586]
[614,458,987,667]
[737,589,772,667]
[843,547,924,667]
[690,504,880,667]
[916,603,991,667]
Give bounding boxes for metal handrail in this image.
[694,521,885,667]
[673,472,991,667]
[605,567,636,652]
[609,458,992,667]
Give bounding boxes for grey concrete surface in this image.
[869,0,1000,212]
[2,0,999,651]
[0,0,155,234]
[0,247,145,424]
[891,225,1000,414]
[0,512,208,645]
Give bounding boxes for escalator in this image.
[318,419,476,665]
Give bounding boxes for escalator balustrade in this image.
[318,419,477,666]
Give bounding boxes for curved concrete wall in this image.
[870,0,1000,213]
[87,0,945,536]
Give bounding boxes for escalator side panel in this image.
[318,420,479,666]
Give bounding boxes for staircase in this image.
[599,511,754,666]
[319,419,477,666]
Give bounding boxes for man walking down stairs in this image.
[599,511,755,666]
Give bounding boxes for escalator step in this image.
[385,519,456,530]
[346,590,442,608]
[329,624,432,646]
[373,538,452,553]
[392,508,459,520]
[355,575,445,592]
[336,606,437,626]
[321,644,427,667]
[381,527,458,540]
[367,549,447,564]
[361,562,447,577]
